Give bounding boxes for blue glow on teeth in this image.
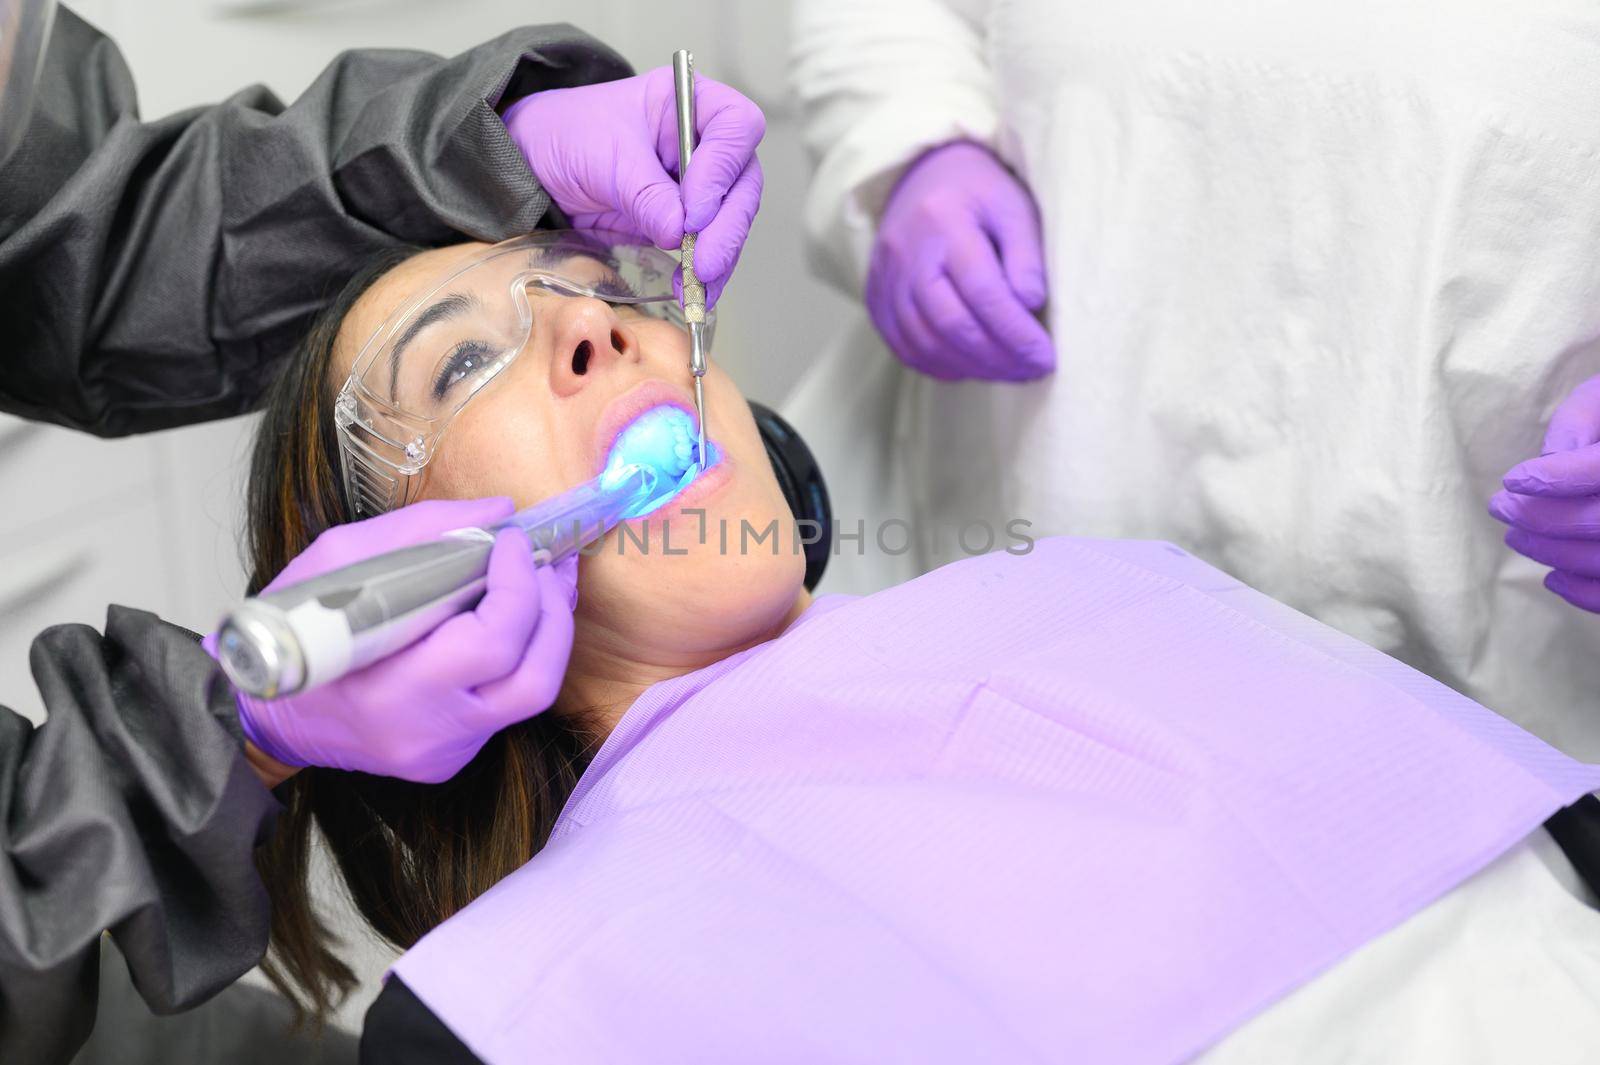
[604,405,718,517]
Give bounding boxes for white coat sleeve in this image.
[790,0,1000,296]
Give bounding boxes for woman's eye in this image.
[593,276,639,300]
[432,341,493,399]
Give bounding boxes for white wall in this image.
[0,0,852,723]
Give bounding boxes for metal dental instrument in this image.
[215,464,662,699]
[672,48,709,471]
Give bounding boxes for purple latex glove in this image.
[866,141,1054,381]
[503,67,764,308]
[1490,374,1600,612]
[207,498,578,783]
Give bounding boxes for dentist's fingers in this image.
[607,136,686,251]
[677,76,766,232]
[946,232,1055,373]
[1541,376,1600,455]
[1489,489,1600,539]
[919,270,1052,382]
[1502,442,1600,497]
[1545,570,1600,613]
[419,530,544,685]
[895,279,960,380]
[912,273,994,376]
[691,155,763,304]
[1504,528,1600,579]
[471,558,579,722]
[866,250,916,370]
[979,182,1049,310]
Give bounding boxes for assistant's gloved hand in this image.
[209,498,578,784]
[1490,374,1600,612]
[865,141,1054,381]
[503,67,764,308]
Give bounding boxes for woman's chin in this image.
[582,512,807,658]
[676,575,806,657]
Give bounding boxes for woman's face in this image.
[333,242,807,674]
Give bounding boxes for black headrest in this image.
[749,401,831,592]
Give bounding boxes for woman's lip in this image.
[592,378,701,477]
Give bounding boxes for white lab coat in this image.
[1199,831,1600,1064]
[788,0,1600,761]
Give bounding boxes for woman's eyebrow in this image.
[387,292,481,398]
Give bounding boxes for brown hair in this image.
[244,250,595,1025]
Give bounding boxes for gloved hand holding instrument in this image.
[208,498,577,784]
[211,462,677,784]
[1490,373,1600,613]
[503,64,764,309]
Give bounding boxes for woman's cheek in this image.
[434,430,545,506]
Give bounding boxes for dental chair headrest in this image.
[748,402,831,592]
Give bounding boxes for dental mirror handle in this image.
[215,465,657,699]
[672,48,710,468]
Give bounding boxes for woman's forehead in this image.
[333,243,492,376]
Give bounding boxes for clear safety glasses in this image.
[334,231,713,517]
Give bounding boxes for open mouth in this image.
[602,404,720,517]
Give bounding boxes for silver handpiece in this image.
[216,464,659,699]
[672,48,709,470]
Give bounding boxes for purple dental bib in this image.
[391,539,1599,1064]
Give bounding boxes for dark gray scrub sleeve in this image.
[0,7,630,437]
[0,607,278,1065]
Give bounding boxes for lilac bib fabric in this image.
[391,539,1600,1064]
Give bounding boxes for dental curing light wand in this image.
[673,48,709,471]
[214,464,661,699]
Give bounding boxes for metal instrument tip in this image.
[693,376,707,471]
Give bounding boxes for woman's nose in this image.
[548,298,639,397]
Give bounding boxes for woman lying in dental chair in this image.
[234,232,1600,1065]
